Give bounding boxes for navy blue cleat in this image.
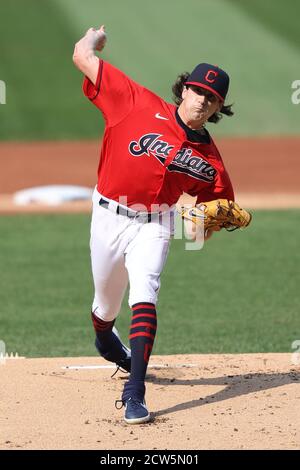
[124,398,150,424]
[95,327,131,373]
[116,380,151,424]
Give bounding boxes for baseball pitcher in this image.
[73,25,251,425]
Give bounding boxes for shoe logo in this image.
[155,113,168,120]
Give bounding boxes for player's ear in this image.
[181,86,188,100]
[217,100,223,112]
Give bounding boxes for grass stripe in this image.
[228,0,300,51]
[0,210,299,356]
[1,0,299,139]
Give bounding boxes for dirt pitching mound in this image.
[0,354,299,450]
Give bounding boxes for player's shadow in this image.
[146,370,300,418]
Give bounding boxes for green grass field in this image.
[0,0,300,140]
[0,210,299,357]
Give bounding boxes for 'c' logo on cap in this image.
[205,70,218,83]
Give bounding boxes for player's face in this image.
[181,85,222,125]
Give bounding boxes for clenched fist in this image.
[84,25,107,51]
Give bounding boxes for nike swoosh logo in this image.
[189,209,204,219]
[155,113,169,120]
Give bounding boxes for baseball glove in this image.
[179,199,252,232]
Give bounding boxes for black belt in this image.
[99,197,157,222]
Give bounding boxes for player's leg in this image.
[120,217,172,423]
[90,193,131,370]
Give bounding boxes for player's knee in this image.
[128,275,160,307]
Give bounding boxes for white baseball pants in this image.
[90,188,174,321]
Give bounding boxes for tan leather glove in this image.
[179,199,252,232]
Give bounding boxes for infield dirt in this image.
[1,137,300,211]
[0,354,299,450]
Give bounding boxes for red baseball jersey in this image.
[83,60,234,211]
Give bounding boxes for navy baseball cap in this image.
[185,63,230,102]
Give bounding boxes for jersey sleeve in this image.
[195,169,235,204]
[82,59,144,127]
